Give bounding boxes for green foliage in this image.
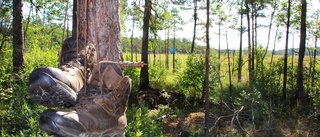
[176,53,220,103]
[256,61,282,101]
[176,53,205,98]
[149,64,166,86]
[126,103,163,137]
[24,22,64,52]
[123,55,140,93]
[0,0,11,17]
[0,24,59,135]
[0,46,49,136]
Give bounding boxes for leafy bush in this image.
[149,62,170,90]
[256,59,283,103]
[176,53,220,103]
[0,46,50,136]
[126,103,163,137]
[176,53,205,98]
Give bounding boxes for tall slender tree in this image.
[12,0,24,73]
[140,0,152,90]
[251,2,255,80]
[204,0,210,136]
[72,0,77,37]
[282,0,291,101]
[271,25,280,63]
[238,0,244,82]
[311,11,319,87]
[191,0,197,53]
[296,0,307,103]
[262,0,277,66]
[226,26,232,96]
[131,19,135,62]
[245,0,252,83]
[172,8,178,73]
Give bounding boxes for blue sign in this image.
[170,47,176,54]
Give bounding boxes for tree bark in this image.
[246,1,252,83]
[271,25,279,64]
[238,0,243,82]
[24,3,33,42]
[76,0,122,62]
[282,0,291,101]
[191,0,197,53]
[204,0,210,135]
[72,0,77,37]
[312,14,318,87]
[262,0,276,65]
[140,0,151,90]
[296,0,307,102]
[131,20,135,62]
[12,0,25,73]
[251,4,255,82]
[62,1,69,44]
[226,29,232,99]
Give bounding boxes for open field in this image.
[123,51,319,90]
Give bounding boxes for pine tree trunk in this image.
[251,6,255,82]
[271,26,279,64]
[296,0,307,102]
[204,0,210,135]
[262,0,276,71]
[312,18,318,87]
[72,0,77,37]
[226,29,232,100]
[131,20,135,62]
[291,33,294,69]
[191,0,197,53]
[282,0,291,101]
[238,0,243,82]
[246,1,252,83]
[12,0,25,73]
[24,4,33,42]
[140,0,151,90]
[76,0,122,62]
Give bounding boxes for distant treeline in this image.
[121,37,320,56]
[121,37,205,54]
[219,48,320,56]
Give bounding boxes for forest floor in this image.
[162,112,206,136]
[158,107,320,137]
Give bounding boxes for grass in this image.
[124,51,313,81]
[2,46,319,136]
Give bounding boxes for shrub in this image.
[126,103,163,137]
[176,53,205,98]
[0,46,50,136]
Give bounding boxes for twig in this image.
[213,106,244,128]
[152,112,174,123]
